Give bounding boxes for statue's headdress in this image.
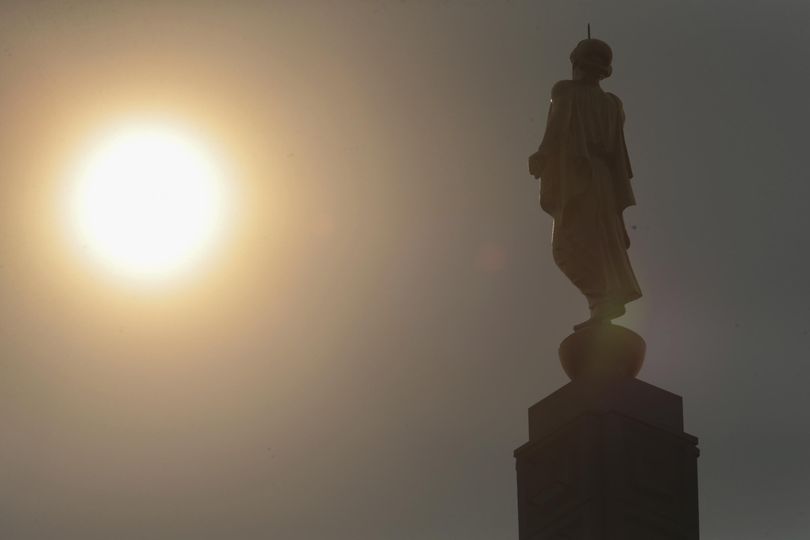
[569,38,613,80]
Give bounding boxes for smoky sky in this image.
[1,1,809,539]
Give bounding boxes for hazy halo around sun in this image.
[69,122,230,282]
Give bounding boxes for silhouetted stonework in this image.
[514,378,699,539]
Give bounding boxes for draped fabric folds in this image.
[531,80,641,311]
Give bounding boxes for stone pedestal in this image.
[514,377,699,539]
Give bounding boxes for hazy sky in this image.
[1,1,809,539]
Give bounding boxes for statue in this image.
[529,38,642,331]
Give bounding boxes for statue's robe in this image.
[530,79,641,310]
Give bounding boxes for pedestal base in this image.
[514,378,699,539]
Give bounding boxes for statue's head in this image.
[570,39,613,81]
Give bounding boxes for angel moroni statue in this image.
[529,38,641,331]
[515,38,699,540]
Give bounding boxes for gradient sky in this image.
[1,1,809,539]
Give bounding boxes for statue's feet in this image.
[573,317,601,331]
[573,302,626,331]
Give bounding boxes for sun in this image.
[69,123,229,281]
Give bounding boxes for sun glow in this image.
[70,123,229,281]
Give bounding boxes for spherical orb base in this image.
[559,324,645,380]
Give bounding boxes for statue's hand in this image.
[528,150,544,179]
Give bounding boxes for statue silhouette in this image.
[529,38,641,330]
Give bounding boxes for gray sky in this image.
[1,1,809,539]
